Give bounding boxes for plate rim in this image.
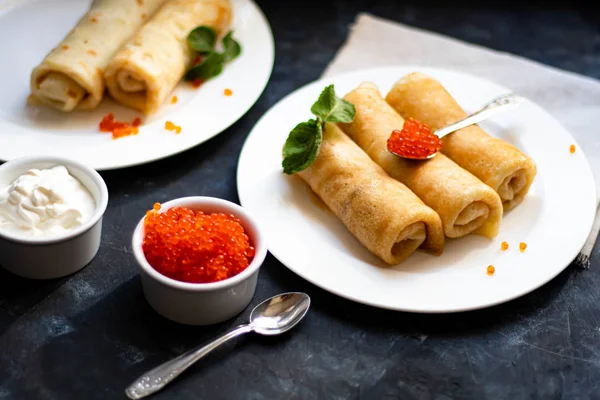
[237,65,597,313]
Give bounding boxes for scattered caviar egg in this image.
[142,205,255,284]
[99,113,139,139]
[224,88,233,96]
[570,144,576,154]
[112,126,139,139]
[487,265,495,276]
[519,242,527,252]
[171,95,178,104]
[99,113,117,132]
[164,121,182,134]
[501,241,509,251]
[191,79,203,89]
[132,117,142,127]
[387,118,443,159]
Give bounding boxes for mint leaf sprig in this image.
[185,26,242,81]
[282,85,355,175]
[187,26,216,53]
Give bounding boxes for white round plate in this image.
[237,66,597,313]
[0,0,273,170]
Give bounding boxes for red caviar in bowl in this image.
[142,204,255,284]
[387,118,444,159]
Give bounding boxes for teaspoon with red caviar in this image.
[387,93,525,160]
[125,292,311,399]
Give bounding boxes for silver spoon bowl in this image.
[125,292,311,399]
[388,93,525,160]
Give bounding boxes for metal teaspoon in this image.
[125,292,311,399]
[389,93,525,160]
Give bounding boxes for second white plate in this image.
[237,66,596,313]
[0,0,274,170]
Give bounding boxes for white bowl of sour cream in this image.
[0,156,108,279]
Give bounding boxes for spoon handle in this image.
[125,324,254,399]
[434,93,525,138]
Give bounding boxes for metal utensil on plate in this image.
[389,93,525,160]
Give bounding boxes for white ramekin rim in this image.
[0,156,109,245]
[132,196,267,292]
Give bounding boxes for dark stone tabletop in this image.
[2,1,600,399]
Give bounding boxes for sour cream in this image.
[0,166,96,238]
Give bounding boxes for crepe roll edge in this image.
[31,58,103,112]
[297,123,444,264]
[29,0,169,112]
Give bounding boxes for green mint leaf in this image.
[310,84,355,123]
[185,52,224,81]
[187,26,217,53]
[282,119,323,175]
[222,31,242,62]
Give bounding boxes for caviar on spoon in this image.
[387,93,525,160]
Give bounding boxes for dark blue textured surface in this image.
[2,1,600,399]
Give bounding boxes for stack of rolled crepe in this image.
[386,72,537,211]
[297,123,445,264]
[105,0,233,114]
[339,82,503,239]
[30,0,168,112]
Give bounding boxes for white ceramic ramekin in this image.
[0,156,108,279]
[132,197,267,326]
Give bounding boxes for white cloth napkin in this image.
[322,13,600,267]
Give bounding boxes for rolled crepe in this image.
[30,0,168,112]
[386,72,537,211]
[297,123,444,264]
[105,0,233,114]
[339,83,503,239]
